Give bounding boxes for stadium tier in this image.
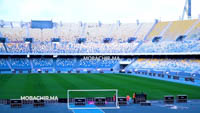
[136,40,200,53]
[0,19,200,54]
[0,57,199,78]
[127,58,200,73]
[0,57,120,72]
[0,19,200,79]
[31,42,139,53]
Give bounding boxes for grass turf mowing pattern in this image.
[0,73,200,100]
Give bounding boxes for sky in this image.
[0,0,200,23]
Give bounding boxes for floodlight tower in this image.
[181,0,192,20]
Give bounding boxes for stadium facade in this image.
[0,19,200,83]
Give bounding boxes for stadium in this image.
[0,0,200,113]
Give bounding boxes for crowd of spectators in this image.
[0,40,199,54]
[30,42,139,53]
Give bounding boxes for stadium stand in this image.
[135,23,154,40]
[187,20,200,40]
[32,58,54,70]
[32,42,54,53]
[9,58,31,69]
[0,19,200,78]
[57,23,82,42]
[112,23,138,42]
[0,19,200,54]
[6,43,30,53]
[56,58,76,71]
[162,19,197,40]
[31,42,139,53]
[55,57,120,72]
[136,40,200,53]
[0,28,26,41]
[147,21,169,41]
[127,58,200,78]
[29,29,42,42]
[77,58,119,69]
[0,43,6,52]
[0,58,9,70]
[85,23,107,43]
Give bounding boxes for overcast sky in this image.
[0,0,200,23]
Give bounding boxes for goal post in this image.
[67,89,120,109]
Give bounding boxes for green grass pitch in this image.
[0,73,200,100]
